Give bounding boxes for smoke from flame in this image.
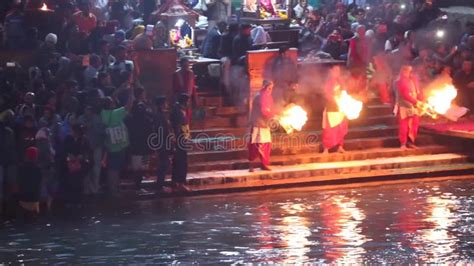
[278,104,308,134]
[336,90,363,120]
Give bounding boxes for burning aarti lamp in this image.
[40,3,53,12]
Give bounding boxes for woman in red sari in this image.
[248,80,274,172]
[322,66,348,154]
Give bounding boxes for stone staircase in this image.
[120,93,474,195]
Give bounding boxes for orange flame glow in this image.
[336,90,363,120]
[278,104,308,134]
[40,3,49,11]
[427,84,457,115]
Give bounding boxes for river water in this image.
[1,178,473,264]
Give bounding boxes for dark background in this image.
[437,0,474,8]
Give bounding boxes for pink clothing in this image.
[322,76,348,150]
[248,143,271,167]
[73,11,97,35]
[322,114,348,150]
[399,115,419,145]
[348,37,369,68]
[397,75,422,145]
[250,91,274,128]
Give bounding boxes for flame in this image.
[278,104,308,134]
[427,84,457,115]
[40,3,49,11]
[336,90,363,120]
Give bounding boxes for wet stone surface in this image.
[0,179,473,264]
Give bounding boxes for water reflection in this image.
[256,204,274,250]
[0,179,473,263]
[279,203,312,263]
[420,194,461,263]
[320,195,369,264]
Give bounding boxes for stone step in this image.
[185,153,471,187]
[185,163,474,195]
[191,127,248,138]
[125,163,474,198]
[192,115,247,129]
[191,124,396,141]
[350,114,396,127]
[188,145,454,172]
[189,126,399,152]
[364,104,394,117]
[190,124,397,139]
[198,104,392,125]
[188,135,436,163]
[199,96,222,107]
[202,106,218,116]
[214,106,247,116]
[191,112,396,130]
[197,91,219,97]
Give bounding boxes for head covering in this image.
[115,30,126,40]
[0,109,15,123]
[365,29,375,39]
[131,25,145,39]
[25,146,39,162]
[45,33,58,44]
[251,26,270,46]
[35,127,50,139]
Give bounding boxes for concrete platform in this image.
[187,135,436,162]
[185,163,474,195]
[189,126,400,153]
[422,119,474,140]
[191,124,396,139]
[185,153,470,186]
[188,145,456,172]
[123,96,474,198]
[125,153,474,197]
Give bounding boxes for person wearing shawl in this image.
[251,25,271,49]
[132,25,153,51]
[248,80,274,172]
[347,25,369,101]
[395,65,424,150]
[322,66,348,154]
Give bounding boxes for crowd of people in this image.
[1,0,473,218]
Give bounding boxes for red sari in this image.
[248,91,274,167]
[322,77,348,150]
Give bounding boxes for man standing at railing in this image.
[248,80,274,172]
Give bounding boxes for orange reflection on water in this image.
[257,204,274,250]
[320,195,369,264]
[279,203,312,264]
[418,195,461,263]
